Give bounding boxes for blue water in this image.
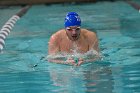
[0,1,140,93]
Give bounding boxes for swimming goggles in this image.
[66,26,80,31]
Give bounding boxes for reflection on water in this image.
[47,61,113,93]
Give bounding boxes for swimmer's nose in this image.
[71,30,77,34]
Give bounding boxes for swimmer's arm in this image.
[48,35,60,54]
[84,57,99,62]
[48,58,76,66]
[48,59,67,64]
[77,57,99,66]
[93,38,100,52]
[88,32,100,52]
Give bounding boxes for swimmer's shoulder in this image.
[81,28,96,37]
[50,29,65,41]
[53,29,65,35]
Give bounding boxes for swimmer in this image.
[48,12,99,66]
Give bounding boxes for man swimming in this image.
[48,12,99,66]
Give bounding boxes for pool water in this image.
[0,1,140,93]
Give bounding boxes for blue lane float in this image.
[0,5,31,52]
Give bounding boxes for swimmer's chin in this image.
[70,36,79,41]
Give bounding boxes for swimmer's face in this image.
[65,26,81,41]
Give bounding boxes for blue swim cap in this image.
[64,12,81,27]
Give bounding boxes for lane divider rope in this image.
[0,5,31,52]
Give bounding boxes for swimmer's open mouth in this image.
[72,36,77,38]
[72,36,78,39]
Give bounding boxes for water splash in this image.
[45,49,101,63]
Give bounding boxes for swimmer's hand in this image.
[77,58,84,66]
[47,57,77,66]
[65,58,77,66]
[66,58,84,66]
[77,57,99,66]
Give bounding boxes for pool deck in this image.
[0,0,140,11]
[0,0,96,5]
